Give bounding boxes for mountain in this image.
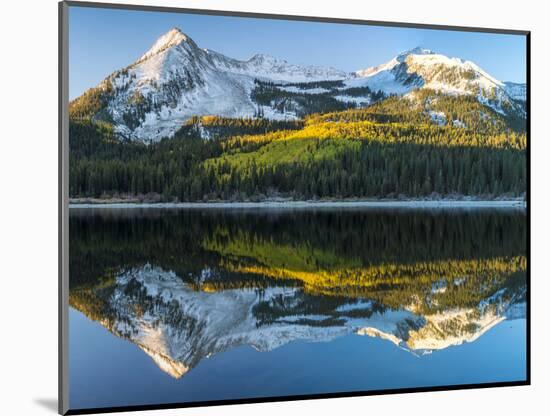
[350,47,525,116]
[204,50,348,81]
[69,28,348,141]
[69,28,526,143]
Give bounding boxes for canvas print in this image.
[65,3,528,413]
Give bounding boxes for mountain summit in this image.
[352,47,524,117]
[139,27,193,61]
[69,29,526,142]
[396,46,435,60]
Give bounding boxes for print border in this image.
[58,1,531,414]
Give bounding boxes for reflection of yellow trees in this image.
[229,257,524,290]
[204,229,361,272]
[69,271,117,327]
[70,288,111,327]
[199,257,525,312]
[202,232,525,313]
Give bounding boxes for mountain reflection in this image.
[69,208,526,378]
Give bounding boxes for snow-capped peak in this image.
[139,27,193,61]
[350,47,523,116]
[74,28,525,143]
[247,53,283,64]
[396,47,435,61]
[354,47,435,78]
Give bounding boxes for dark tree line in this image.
[204,142,525,201]
[174,115,304,140]
[69,114,526,201]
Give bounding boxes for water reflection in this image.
[69,208,526,379]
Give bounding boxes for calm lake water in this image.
[69,207,527,411]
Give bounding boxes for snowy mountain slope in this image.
[101,28,259,140]
[349,47,429,94]
[71,28,349,142]
[70,28,526,143]
[352,47,525,116]
[504,81,527,102]
[204,49,348,82]
[72,264,525,378]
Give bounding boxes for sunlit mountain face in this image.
[69,28,525,143]
[69,208,526,379]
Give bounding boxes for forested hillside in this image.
[69,91,526,202]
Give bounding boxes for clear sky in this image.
[69,5,527,99]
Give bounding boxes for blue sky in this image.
[69,6,527,99]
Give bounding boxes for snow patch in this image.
[334,95,371,105]
[452,119,466,128]
[428,110,447,126]
[277,86,331,94]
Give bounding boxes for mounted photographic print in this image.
[59,1,530,414]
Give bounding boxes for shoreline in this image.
[68,199,527,210]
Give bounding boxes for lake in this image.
[68,207,527,411]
